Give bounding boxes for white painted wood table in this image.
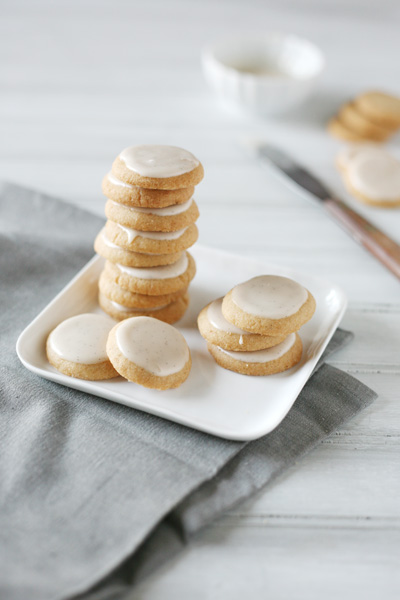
[2,1,399,597]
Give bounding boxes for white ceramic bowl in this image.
[202,33,325,116]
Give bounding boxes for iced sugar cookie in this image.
[105,220,198,254]
[104,196,199,232]
[99,268,187,308]
[354,91,400,130]
[198,298,287,352]
[104,251,195,295]
[344,150,400,208]
[338,103,392,141]
[111,145,204,190]
[46,313,118,380]
[207,333,303,376]
[99,292,189,324]
[94,228,182,268]
[102,172,194,208]
[106,316,191,389]
[222,275,316,336]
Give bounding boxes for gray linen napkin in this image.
[0,182,377,600]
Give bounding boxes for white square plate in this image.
[16,245,347,441]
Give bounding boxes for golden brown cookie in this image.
[111,145,204,190]
[197,298,287,351]
[46,313,119,380]
[99,292,189,323]
[102,173,194,208]
[341,149,400,208]
[354,91,400,129]
[207,333,303,376]
[327,117,372,142]
[104,197,199,232]
[222,275,316,336]
[99,268,188,308]
[94,228,183,268]
[338,102,392,141]
[105,220,198,255]
[106,316,192,389]
[103,251,195,296]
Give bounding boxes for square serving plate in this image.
[16,245,347,441]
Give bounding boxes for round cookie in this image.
[335,144,381,173]
[94,228,183,267]
[99,292,189,324]
[327,117,373,142]
[338,103,392,141]
[102,172,194,208]
[111,145,204,190]
[106,316,192,389]
[207,333,303,376]
[104,197,199,232]
[103,252,196,295]
[99,268,188,308]
[343,150,400,208]
[105,220,198,254]
[222,275,316,336]
[354,91,400,129]
[46,313,118,380]
[198,298,287,352]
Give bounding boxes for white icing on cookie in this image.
[115,316,189,376]
[48,314,115,364]
[119,145,199,178]
[100,229,164,255]
[217,333,296,363]
[107,172,135,189]
[231,276,308,319]
[110,197,193,216]
[207,297,248,334]
[336,145,382,171]
[347,152,400,201]
[116,253,188,280]
[117,223,188,244]
[110,300,168,313]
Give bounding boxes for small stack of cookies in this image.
[328,91,400,143]
[198,275,316,376]
[94,145,203,324]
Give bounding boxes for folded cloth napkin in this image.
[0,182,377,600]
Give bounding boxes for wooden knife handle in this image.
[325,198,400,280]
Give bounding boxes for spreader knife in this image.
[254,143,400,280]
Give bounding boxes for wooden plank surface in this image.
[1,0,399,597]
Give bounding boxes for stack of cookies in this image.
[94,145,203,323]
[198,275,316,376]
[328,90,400,143]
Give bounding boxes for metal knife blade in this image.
[256,143,331,201]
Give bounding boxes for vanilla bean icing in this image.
[217,333,296,363]
[110,300,169,312]
[117,223,188,244]
[107,172,135,189]
[207,297,248,334]
[347,152,400,200]
[100,229,163,255]
[116,253,188,280]
[48,314,115,364]
[119,145,199,178]
[115,316,189,376]
[110,197,193,216]
[231,276,308,319]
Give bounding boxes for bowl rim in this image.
[202,32,325,82]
